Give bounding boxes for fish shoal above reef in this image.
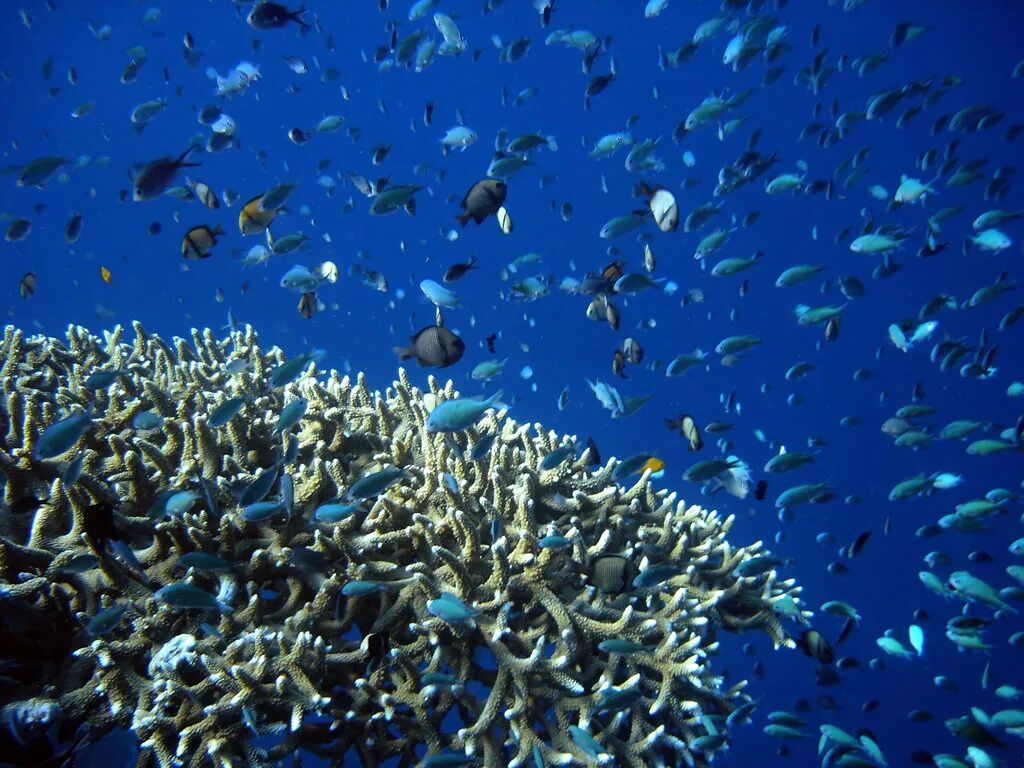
[0,322,807,768]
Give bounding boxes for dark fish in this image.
[825,317,840,342]
[754,479,768,500]
[65,211,83,243]
[589,554,632,593]
[799,629,834,664]
[133,148,199,201]
[584,57,617,109]
[84,502,120,549]
[393,325,465,368]
[584,436,601,466]
[247,2,309,30]
[444,255,478,282]
[485,333,497,353]
[456,179,507,226]
[8,495,43,515]
[846,530,871,558]
[837,617,857,645]
[19,272,36,298]
[371,144,392,165]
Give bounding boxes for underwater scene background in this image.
[1,1,1023,767]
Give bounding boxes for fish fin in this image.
[392,346,415,361]
[174,147,200,168]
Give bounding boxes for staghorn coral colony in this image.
[0,322,808,768]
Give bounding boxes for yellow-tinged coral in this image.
[0,323,809,768]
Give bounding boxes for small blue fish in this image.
[52,552,100,575]
[469,432,498,460]
[288,546,328,571]
[165,490,200,516]
[314,502,361,522]
[612,453,654,482]
[84,368,124,390]
[198,476,218,517]
[279,265,323,293]
[33,407,94,460]
[568,726,606,759]
[539,444,575,470]
[597,684,642,712]
[538,535,571,550]
[598,638,650,655]
[208,396,248,428]
[426,592,478,625]
[280,473,293,519]
[242,499,284,522]
[269,349,326,388]
[108,540,145,574]
[442,472,459,493]
[632,563,682,589]
[273,397,308,434]
[613,273,663,293]
[239,465,279,506]
[421,671,459,686]
[177,552,231,571]
[132,411,165,431]
[199,621,223,640]
[341,580,385,597]
[347,466,404,500]
[87,603,129,636]
[62,453,85,485]
[419,279,461,308]
[241,705,259,735]
[282,435,299,463]
[426,391,504,433]
[154,582,232,612]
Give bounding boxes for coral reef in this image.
[0,322,808,768]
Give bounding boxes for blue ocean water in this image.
[1,1,1023,766]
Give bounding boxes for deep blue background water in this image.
[2,1,1023,766]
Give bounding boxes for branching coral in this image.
[0,322,809,768]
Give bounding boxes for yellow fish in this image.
[640,457,665,477]
[99,266,112,283]
[238,194,277,235]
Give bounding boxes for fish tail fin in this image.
[455,212,470,227]
[393,346,415,361]
[293,6,311,31]
[175,147,200,168]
